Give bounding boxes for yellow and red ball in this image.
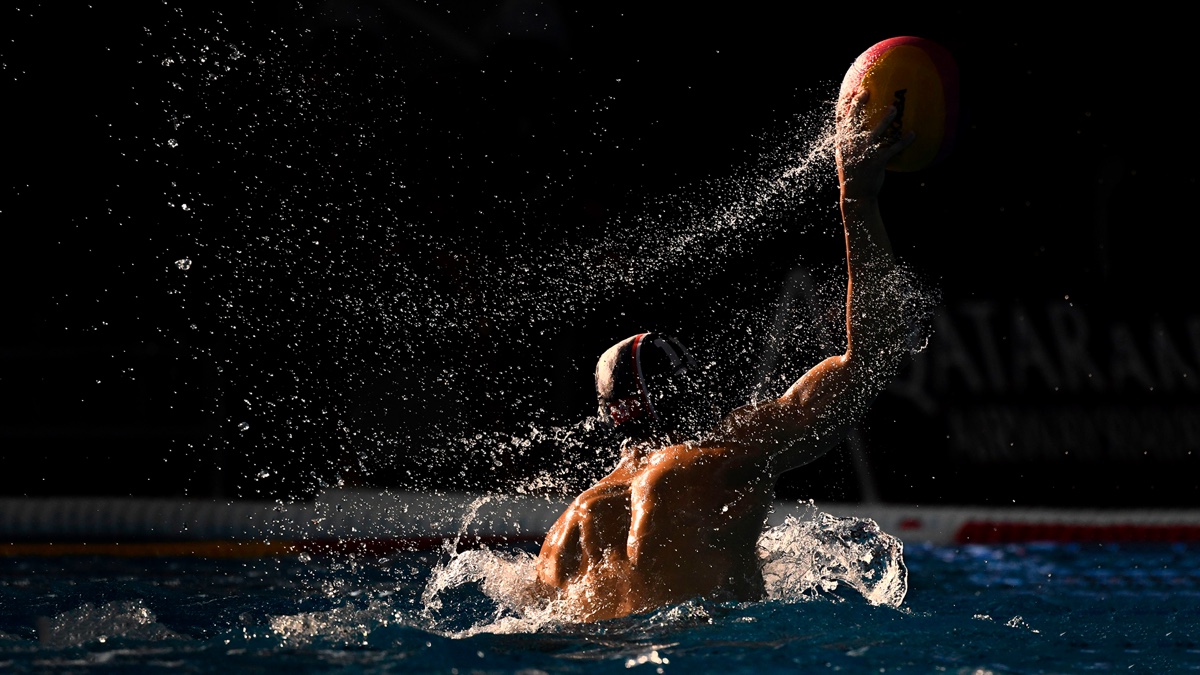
[839,36,959,172]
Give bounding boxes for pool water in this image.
[2,538,1198,673]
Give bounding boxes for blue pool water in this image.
[2,539,1198,673]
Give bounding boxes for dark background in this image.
[3,3,1197,507]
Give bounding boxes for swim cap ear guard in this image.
[595,332,710,441]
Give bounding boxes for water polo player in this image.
[533,87,921,622]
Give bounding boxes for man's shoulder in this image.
[629,440,774,515]
[641,438,768,477]
[572,460,638,503]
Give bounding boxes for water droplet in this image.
[175,258,192,270]
[238,421,250,431]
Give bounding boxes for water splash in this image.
[35,600,182,648]
[416,494,567,636]
[419,547,557,636]
[759,506,908,608]
[151,6,940,506]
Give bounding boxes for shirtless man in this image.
[535,88,917,622]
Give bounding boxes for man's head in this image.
[595,332,711,442]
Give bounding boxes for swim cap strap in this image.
[650,335,697,375]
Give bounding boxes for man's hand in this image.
[836,89,916,201]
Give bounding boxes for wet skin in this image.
[536,89,916,622]
[535,440,775,621]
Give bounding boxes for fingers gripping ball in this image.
[839,36,959,172]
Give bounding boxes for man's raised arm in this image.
[717,89,915,476]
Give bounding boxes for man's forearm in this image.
[840,193,903,367]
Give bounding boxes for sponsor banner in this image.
[861,298,1200,506]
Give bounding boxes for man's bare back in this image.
[536,89,917,622]
[535,440,775,621]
